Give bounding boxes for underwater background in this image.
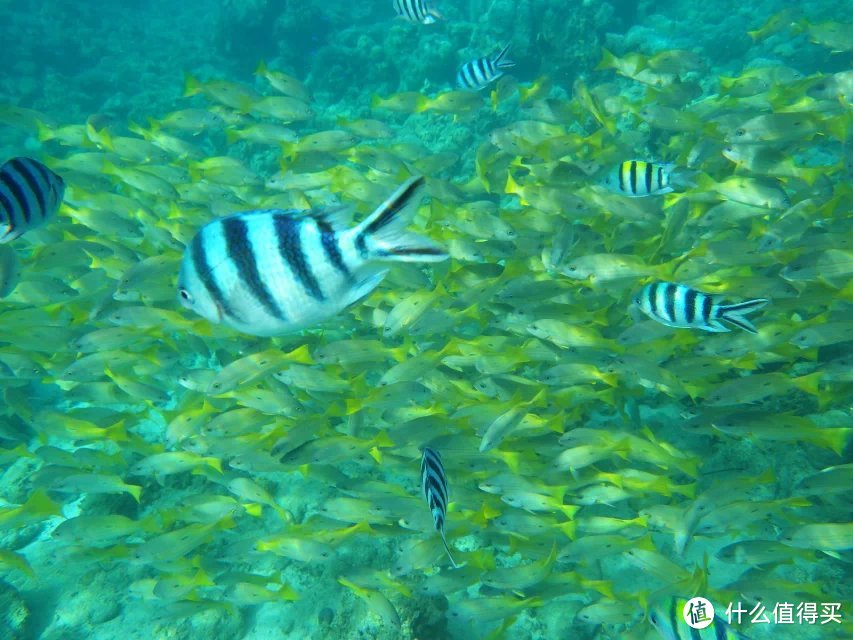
[0,0,851,638]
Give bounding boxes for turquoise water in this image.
[0,1,850,638]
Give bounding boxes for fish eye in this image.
[178,288,194,304]
[649,612,658,626]
[735,128,746,137]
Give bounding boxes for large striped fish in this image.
[393,0,442,24]
[178,176,448,336]
[602,160,674,197]
[649,597,745,639]
[0,157,65,243]
[634,282,768,334]
[420,447,458,568]
[457,44,515,91]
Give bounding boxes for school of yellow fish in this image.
[0,13,851,640]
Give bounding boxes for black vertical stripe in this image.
[425,465,448,505]
[421,448,448,532]
[315,218,351,279]
[475,58,489,85]
[28,159,64,204]
[10,159,47,220]
[618,162,625,192]
[629,160,638,195]
[355,233,368,259]
[644,162,653,195]
[701,293,714,324]
[657,166,664,191]
[274,214,325,301]
[0,186,15,228]
[191,230,234,320]
[461,64,473,88]
[663,283,677,322]
[684,287,698,324]
[647,283,659,316]
[485,56,496,80]
[2,171,32,224]
[222,217,286,319]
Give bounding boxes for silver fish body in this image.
[420,447,458,568]
[601,160,674,197]
[0,157,65,243]
[178,177,447,336]
[393,0,441,24]
[457,44,514,90]
[634,282,768,334]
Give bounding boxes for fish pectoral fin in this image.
[342,266,389,309]
[704,320,731,333]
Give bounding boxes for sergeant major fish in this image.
[457,44,515,91]
[0,157,65,243]
[601,160,674,197]
[649,597,746,639]
[634,282,768,334]
[393,0,442,24]
[420,447,459,568]
[178,176,448,336]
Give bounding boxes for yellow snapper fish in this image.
[178,176,447,336]
[254,60,311,102]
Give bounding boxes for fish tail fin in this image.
[280,141,297,161]
[791,371,823,397]
[427,2,444,21]
[494,43,515,69]
[596,48,617,71]
[440,531,459,568]
[183,72,203,98]
[719,298,769,333]
[224,128,240,145]
[127,484,142,503]
[35,120,55,142]
[356,177,448,263]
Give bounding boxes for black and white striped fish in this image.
[601,160,674,197]
[457,44,515,91]
[634,282,769,334]
[0,157,65,243]
[393,0,442,24]
[420,447,458,568]
[178,176,448,336]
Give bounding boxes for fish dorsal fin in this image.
[313,205,355,231]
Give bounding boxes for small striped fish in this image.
[602,160,674,197]
[457,44,514,90]
[178,176,448,336]
[420,447,458,568]
[649,597,743,639]
[0,157,65,243]
[634,282,768,334]
[393,0,442,24]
